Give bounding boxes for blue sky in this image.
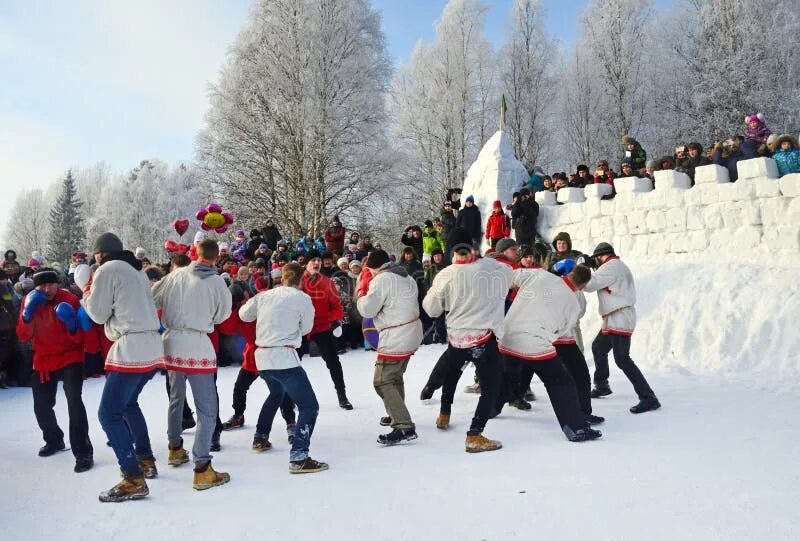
[0,0,591,242]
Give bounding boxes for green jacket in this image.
[422,228,445,255]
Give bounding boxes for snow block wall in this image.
[536,160,800,257]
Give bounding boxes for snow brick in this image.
[689,230,708,252]
[694,164,730,184]
[737,157,779,180]
[666,207,686,233]
[600,200,615,216]
[557,187,586,204]
[535,190,557,206]
[646,210,666,233]
[735,226,763,249]
[654,170,691,190]
[584,183,612,199]
[668,232,689,254]
[628,210,648,235]
[740,200,762,226]
[686,206,704,231]
[720,202,743,229]
[614,177,653,193]
[779,173,800,197]
[702,203,723,229]
[585,198,602,219]
[755,177,781,198]
[760,198,790,227]
[613,214,629,236]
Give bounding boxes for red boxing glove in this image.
[357,267,374,298]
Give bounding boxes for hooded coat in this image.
[549,232,583,270]
[456,204,482,243]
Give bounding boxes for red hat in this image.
[493,200,502,208]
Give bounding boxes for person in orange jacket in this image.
[16,269,93,472]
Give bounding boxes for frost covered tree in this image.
[197,0,393,238]
[390,0,498,214]
[498,0,555,168]
[5,189,49,261]
[559,43,606,168]
[47,170,85,267]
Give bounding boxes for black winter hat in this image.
[447,227,473,255]
[366,249,390,269]
[424,220,433,228]
[519,188,531,196]
[592,242,615,257]
[495,238,517,253]
[33,269,59,287]
[305,249,321,261]
[4,250,16,260]
[92,232,123,254]
[431,247,443,257]
[532,242,550,264]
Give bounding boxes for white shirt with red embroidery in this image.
[422,257,513,349]
[152,263,232,373]
[583,257,637,336]
[499,269,579,360]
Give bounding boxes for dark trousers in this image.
[495,355,524,406]
[498,355,587,432]
[518,364,535,399]
[0,333,16,381]
[423,348,452,391]
[439,337,501,436]
[591,332,656,400]
[218,333,243,367]
[83,352,105,378]
[258,366,319,462]
[300,330,346,393]
[98,370,156,474]
[32,362,93,457]
[232,368,295,424]
[555,343,592,415]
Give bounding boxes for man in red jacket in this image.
[16,269,93,472]
[300,250,352,409]
[324,215,345,255]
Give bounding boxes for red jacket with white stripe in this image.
[499,269,579,361]
[301,272,344,336]
[583,257,636,336]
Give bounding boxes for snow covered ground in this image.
[1,340,798,541]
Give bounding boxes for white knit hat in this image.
[194,231,207,244]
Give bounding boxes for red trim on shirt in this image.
[561,276,578,291]
[499,344,557,361]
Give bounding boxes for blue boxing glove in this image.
[22,289,48,323]
[553,258,576,276]
[55,302,78,334]
[76,306,94,331]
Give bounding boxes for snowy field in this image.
[1,341,798,541]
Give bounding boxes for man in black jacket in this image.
[261,219,281,251]
[511,188,539,246]
[455,195,482,247]
[400,226,423,260]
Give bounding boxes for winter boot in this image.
[289,457,329,474]
[286,423,296,445]
[509,398,532,411]
[38,440,66,457]
[435,413,450,430]
[630,397,661,414]
[252,435,272,453]
[420,385,434,400]
[590,383,612,398]
[463,381,481,394]
[168,440,190,467]
[182,414,196,431]
[523,387,536,401]
[138,457,158,479]
[563,426,603,442]
[378,428,418,446]
[74,455,94,473]
[222,413,244,431]
[465,433,502,453]
[337,391,353,410]
[586,414,605,425]
[192,461,230,491]
[210,432,222,452]
[379,416,392,427]
[99,471,148,503]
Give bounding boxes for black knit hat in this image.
[424,220,433,228]
[366,249,390,269]
[92,232,123,254]
[305,249,322,261]
[447,227,473,254]
[33,269,59,287]
[592,242,615,257]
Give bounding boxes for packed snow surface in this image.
[2,255,799,540]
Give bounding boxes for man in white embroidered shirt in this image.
[239,262,329,474]
[152,239,232,490]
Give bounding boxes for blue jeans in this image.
[98,370,157,474]
[258,367,319,462]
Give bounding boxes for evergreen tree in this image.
[48,170,86,267]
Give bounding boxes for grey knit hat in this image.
[92,232,123,254]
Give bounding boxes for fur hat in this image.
[337,257,348,267]
[305,249,321,261]
[775,134,798,148]
[33,269,59,287]
[687,142,703,152]
[349,259,362,270]
[194,231,207,244]
[134,247,146,260]
[366,249,390,269]
[552,231,572,251]
[622,134,637,146]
